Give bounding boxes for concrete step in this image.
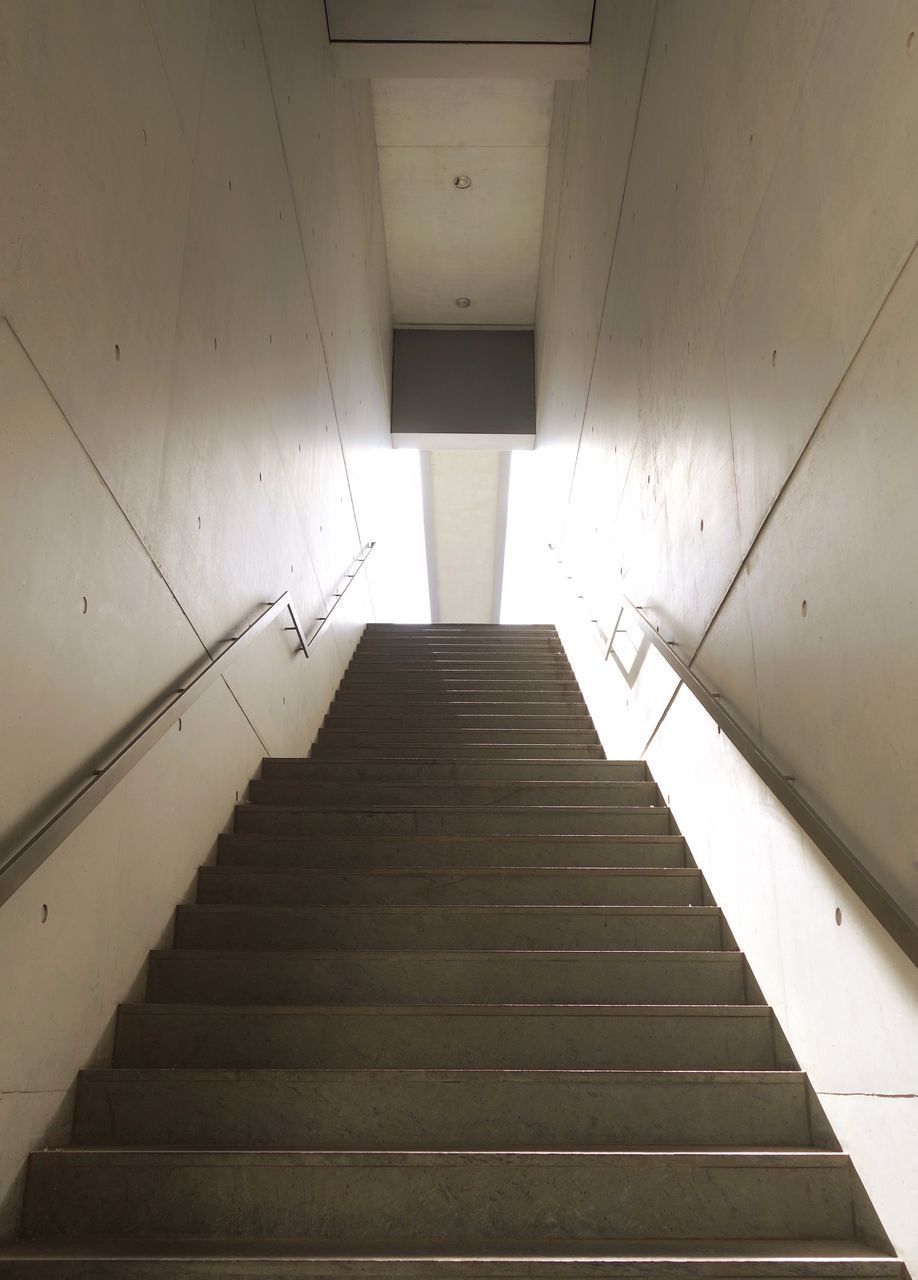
[339,677,583,690]
[113,1004,782,1070]
[322,714,597,732]
[343,670,573,680]
[73,1067,815,1149]
[21,1150,855,1245]
[307,744,607,759]
[249,780,660,808]
[197,866,701,907]
[0,1244,904,1278]
[146,950,747,1006]
[352,638,565,648]
[261,758,648,782]
[354,642,567,654]
[351,653,569,665]
[176,904,724,952]
[332,693,590,708]
[234,805,673,838]
[314,727,601,747]
[217,832,687,869]
[311,742,604,757]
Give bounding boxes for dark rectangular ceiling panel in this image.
[392,328,535,439]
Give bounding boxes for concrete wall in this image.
[536,0,918,923]
[526,0,918,1266]
[0,0,423,1235]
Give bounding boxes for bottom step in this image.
[21,1150,859,1243]
[0,1243,902,1279]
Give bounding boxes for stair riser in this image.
[323,715,596,731]
[234,808,672,838]
[352,648,568,659]
[332,693,590,708]
[261,759,647,782]
[307,745,606,759]
[196,869,700,907]
[22,1154,853,1243]
[343,665,573,675]
[339,679,583,691]
[249,781,659,808]
[340,675,576,686]
[176,907,722,951]
[113,1008,779,1070]
[73,1069,813,1148]
[217,834,686,869]
[315,731,602,747]
[146,953,746,1006]
[0,1261,904,1279]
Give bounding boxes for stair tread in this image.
[202,867,698,877]
[121,1003,770,1016]
[32,1149,848,1165]
[239,805,668,814]
[80,1068,805,1081]
[0,1238,900,1262]
[183,903,716,914]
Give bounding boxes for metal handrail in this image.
[0,541,375,910]
[305,541,375,647]
[545,543,918,966]
[614,594,918,967]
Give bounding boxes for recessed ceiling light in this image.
[455,297,471,309]
[453,175,471,189]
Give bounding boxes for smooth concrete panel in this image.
[143,0,212,144]
[708,243,918,920]
[379,145,549,326]
[0,677,262,1235]
[533,0,653,524]
[427,451,504,624]
[372,79,554,149]
[151,0,355,641]
[644,687,918,1272]
[0,324,205,850]
[258,6,428,619]
[0,0,192,534]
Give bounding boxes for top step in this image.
[365,624,558,632]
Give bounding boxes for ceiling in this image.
[373,78,553,326]
[329,1,594,618]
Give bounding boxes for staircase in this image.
[0,623,900,1276]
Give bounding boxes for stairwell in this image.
[0,624,901,1276]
